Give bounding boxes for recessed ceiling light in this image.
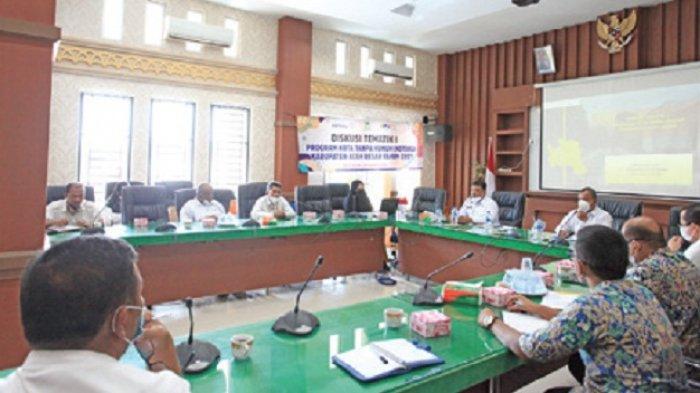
[391,3,416,17]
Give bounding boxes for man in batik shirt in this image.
[478,225,687,392]
[623,216,700,359]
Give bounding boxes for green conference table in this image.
[395,221,570,283]
[102,266,585,393]
[48,217,390,305]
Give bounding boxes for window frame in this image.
[77,92,134,196]
[382,51,396,84]
[404,55,416,87]
[360,45,371,79]
[335,40,347,75]
[185,10,204,52]
[147,98,196,184]
[101,0,124,40]
[208,104,251,189]
[223,17,239,58]
[144,0,166,46]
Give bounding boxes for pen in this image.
[378,355,389,364]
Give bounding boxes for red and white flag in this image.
[485,137,496,198]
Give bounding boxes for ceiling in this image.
[207,0,668,54]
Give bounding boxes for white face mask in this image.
[680,225,693,242]
[577,200,590,212]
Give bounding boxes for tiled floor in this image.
[152,273,577,392]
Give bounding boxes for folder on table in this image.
[332,338,444,382]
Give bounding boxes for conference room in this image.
[1,0,699,392]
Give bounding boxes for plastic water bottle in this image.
[531,219,546,242]
[434,207,444,224]
[450,207,458,224]
[485,214,493,231]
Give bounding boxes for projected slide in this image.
[541,66,700,198]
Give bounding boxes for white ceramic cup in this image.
[230,334,254,360]
[383,307,405,329]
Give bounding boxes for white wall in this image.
[48,72,275,185]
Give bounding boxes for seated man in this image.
[457,180,499,225]
[0,236,189,392]
[554,187,612,239]
[179,183,225,222]
[668,204,700,268]
[478,225,687,392]
[344,180,373,213]
[250,181,296,221]
[45,182,98,228]
[624,216,700,359]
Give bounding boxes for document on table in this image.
[541,292,580,310]
[502,311,549,334]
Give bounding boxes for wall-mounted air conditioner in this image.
[165,16,234,47]
[370,60,414,81]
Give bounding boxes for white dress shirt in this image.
[179,199,225,222]
[554,206,613,237]
[684,241,700,269]
[0,350,190,393]
[250,195,296,220]
[46,200,98,226]
[458,196,499,225]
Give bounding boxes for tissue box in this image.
[302,211,317,221]
[482,287,515,307]
[535,271,555,288]
[332,210,345,220]
[410,310,451,338]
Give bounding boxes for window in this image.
[223,18,239,58]
[185,11,203,52]
[335,41,347,75]
[144,1,165,46]
[149,100,195,183]
[405,55,415,87]
[383,51,395,83]
[210,105,249,190]
[360,46,371,78]
[102,0,123,40]
[79,93,132,203]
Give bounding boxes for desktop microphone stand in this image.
[272,256,324,336]
[175,298,220,373]
[413,251,474,306]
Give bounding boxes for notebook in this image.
[332,338,444,382]
[502,311,549,334]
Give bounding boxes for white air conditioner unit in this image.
[370,60,414,81]
[165,16,234,47]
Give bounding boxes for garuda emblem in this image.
[597,10,637,54]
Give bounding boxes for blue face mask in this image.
[112,305,146,343]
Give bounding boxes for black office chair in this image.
[295,185,332,215]
[105,181,144,213]
[380,198,399,215]
[46,185,95,205]
[121,186,169,224]
[213,189,235,212]
[492,191,526,227]
[155,181,194,206]
[411,187,446,213]
[596,197,642,232]
[174,188,197,217]
[237,182,268,219]
[328,183,350,211]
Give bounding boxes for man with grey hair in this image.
[179,183,225,222]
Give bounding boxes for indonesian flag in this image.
[485,137,496,198]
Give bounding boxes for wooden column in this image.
[0,0,59,368]
[274,17,312,192]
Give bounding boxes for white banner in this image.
[296,116,424,172]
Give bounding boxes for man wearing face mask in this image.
[623,216,700,359]
[457,180,499,225]
[179,183,225,222]
[554,187,612,240]
[250,181,296,221]
[0,236,189,392]
[45,182,99,229]
[344,180,373,213]
[668,204,700,268]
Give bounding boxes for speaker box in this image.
[424,124,453,143]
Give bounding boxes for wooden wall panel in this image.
[435,0,700,213]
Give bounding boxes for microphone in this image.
[81,183,122,235]
[272,255,324,336]
[413,251,474,306]
[175,297,221,374]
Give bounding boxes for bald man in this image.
[623,216,700,359]
[179,183,225,222]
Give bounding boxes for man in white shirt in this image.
[45,183,98,228]
[250,181,296,221]
[555,187,612,239]
[457,180,499,225]
[668,204,700,268]
[0,236,190,392]
[179,183,225,222]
